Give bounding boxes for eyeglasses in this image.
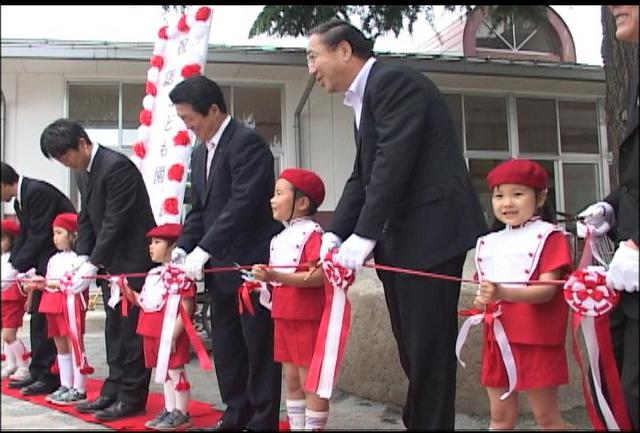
[306,51,319,66]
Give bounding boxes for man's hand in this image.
[1,262,18,290]
[70,261,98,294]
[171,247,187,265]
[320,232,342,261]
[606,241,639,293]
[335,234,376,272]
[577,202,615,238]
[184,247,211,281]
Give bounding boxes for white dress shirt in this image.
[86,142,100,173]
[343,57,377,130]
[206,115,231,179]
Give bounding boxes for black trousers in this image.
[28,289,59,386]
[99,281,151,407]
[376,252,466,430]
[209,288,282,430]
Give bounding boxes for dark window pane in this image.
[465,96,508,151]
[517,98,558,154]
[233,87,282,148]
[559,101,598,153]
[68,84,118,129]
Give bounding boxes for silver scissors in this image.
[234,262,256,282]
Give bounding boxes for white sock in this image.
[168,368,190,414]
[70,350,87,393]
[4,340,18,369]
[57,353,73,389]
[7,339,28,368]
[163,377,176,412]
[305,409,329,431]
[286,399,307,430]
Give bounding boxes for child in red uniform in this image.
[252,168,329,431]
[472,159,572,429]
[130,223,194,431]
[32,212,90,405]
[1,219,30,381]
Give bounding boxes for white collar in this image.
[207,115,231,149]
[505,216,541,231]
[16,176,24,204]
[86,142,100,173]
[343,57,376,109]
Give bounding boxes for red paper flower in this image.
[167,163,185,182]
[173,130,191,146]
[150,55,164,70]
[145,81,157,96]
[133,141,146,159]
[163,197,180,215]
[195,7,211,21]
[563,267,619,317]
[158,26,168,40]
[181,63,201,78]
[178,15,190,32]
[139,109,152,126]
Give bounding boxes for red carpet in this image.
[2,378,289,430]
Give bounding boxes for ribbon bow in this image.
[162,264,193,294]
[563,266,619,317]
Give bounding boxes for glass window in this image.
[477,15,557,54]
[233,87,282,149]
[559,101,598,153]
[122,83,146,156]
[465,96,508,151]
[517,98,558,154]
[563,163,599,222]
[69,83,119,148]
[443,93,463,151]
[531,159,557,218]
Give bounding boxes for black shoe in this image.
[210,419,243,431]
[75,395,117,413]
[93,400,145,421]
[20,380,59,396]
[8,374,36,389]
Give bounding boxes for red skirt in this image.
[39,291,64,314]
[274,318,321,368]
[481,340,568,390]
[46,312,86,338]
[1,299,27,328]
[143,332,191,369]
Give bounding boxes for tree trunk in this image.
[601,6,639,190]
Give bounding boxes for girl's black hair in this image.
[490,189,557,231]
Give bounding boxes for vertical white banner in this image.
[131,6,213,225]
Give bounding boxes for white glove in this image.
[171,247,187,265]
[184,246,211,281]
[335,233,376,272]
[320,232,342,261]
[606,241,639,293]
[70,260,98,294]
[577,202,615,238]
[1,262,18,290]
[107,276,123,308]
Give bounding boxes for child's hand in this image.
[251,264,273,282]
[476,281,500,304]
[24,275,46,291]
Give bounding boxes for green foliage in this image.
[249,5,548,40]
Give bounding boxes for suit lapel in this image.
[204,120,235,201]
[84,146,104,200]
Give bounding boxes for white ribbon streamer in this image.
[316,285,346,399]
[154,292,181,384]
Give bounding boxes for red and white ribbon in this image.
[456,304,517,400]
[305,250,354,399]
[60,272,93,374]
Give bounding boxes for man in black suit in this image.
[169,76,282,430]
[40,119,155,421]
[1,162,74,395]
[307,20,487,430]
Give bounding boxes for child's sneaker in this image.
[144,408,171,429]
[1,365,17,379]
[8,366,29,381]
[51,388,87,405]
[45,386,69,403]
[154,409,190,430]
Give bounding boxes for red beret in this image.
[1,219,20,237]
[486,159,548,190]
[52,212,78,233]
[279,168,325,207]
[146,223,182,241]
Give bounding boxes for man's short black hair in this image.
[40,118,92,160]
[0,162,19,185]
[169,75,228,116]
[309,19,374,59]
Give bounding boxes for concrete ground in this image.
[1,305,594,430]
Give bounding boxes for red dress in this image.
[1,252,27,328]
[272,231,325,367]
[481,231,572,390]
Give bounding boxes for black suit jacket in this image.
[606,77,639,319]
[177,119,282,295]
[330,61,487,270]
[76,146,155,289]
[10,178,76,276]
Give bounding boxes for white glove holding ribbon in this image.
[577,201,615,238]
[107,276,124,308]
[320,232,342,261]
[335,233,376,272]
[1,262,18,290]
[606,241,639,293]
[171,247,187,265]
[184,246,211,281]
[70,260,98,294]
